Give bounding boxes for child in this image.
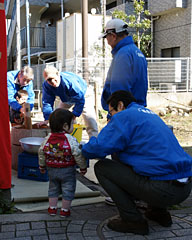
[38,108,87,217]
[9,89,29,125]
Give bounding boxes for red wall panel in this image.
[0,0,12,189]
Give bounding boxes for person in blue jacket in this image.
[38,66,98,138]
[7,66,35,117]
[82,90,192,235]
[100,18,148,205]
[100,18,148,114]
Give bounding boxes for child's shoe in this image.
[48,207,57,216]
[60,209,71,217]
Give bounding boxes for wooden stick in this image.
[23,103,32,129]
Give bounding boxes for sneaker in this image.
[48,207,57,216]
[105,197,116,206]
[145,209,172,227]
[107,216,149,235]
[60,209,71,218]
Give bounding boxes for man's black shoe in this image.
[107,216,149,235]
[145,209,172,227]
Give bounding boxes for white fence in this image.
[31,57,192,111]
[32,57,192,93]
[63,57,192,93]
[147,58,191,93]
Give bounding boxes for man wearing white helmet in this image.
[100,18,148,115]
[100,18,148,206]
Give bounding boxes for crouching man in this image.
[82,90,192,235]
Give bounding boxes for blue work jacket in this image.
[101,36,148,112]
[7,70,35,111]
[82,103,192,180]
[42,72,87,120]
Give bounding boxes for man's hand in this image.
[39,166,46,174]
[20,106,25,114]
[80,168,87,175]
[34,120,49,128]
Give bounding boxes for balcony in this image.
[5,0,15,18]
[21,27,45,49]
[20,26,56,52]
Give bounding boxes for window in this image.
[161,47,180,57]
[106,1,117,10]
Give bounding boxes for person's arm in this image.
[66,134,87,174]
[7,71,22,111]
[110,53,132,94]
[101,80,111,112]
[25,81,35,110]
[82,116,127,159]
[71,96,85,117]
[38,134,50,173]
[42,82,56,120]
[62,73,86,117]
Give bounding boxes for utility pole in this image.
[16,0,21,69]
[100,0,106,58]
[100,0,106,85]
[26,0,31,66]
[81,0,89,84]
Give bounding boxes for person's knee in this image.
[94,159,110,176]
[94,160,101,173]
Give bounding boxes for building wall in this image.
[150,0,191,57]
[148,0,188,16]
[154,7,191,57]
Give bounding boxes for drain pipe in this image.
[26,0,31,66]
[151,16,160,57]
[16,0,21,69]
[190,3,192,89]
[81,0,89,84]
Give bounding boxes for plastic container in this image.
[71,124,85,143]
[18,152,49,182]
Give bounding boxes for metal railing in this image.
[63,57,192,93]
[6,0,16,48]
[31,57,191,112]
[147,57,191,93]
[32,57,192,93]
[20,27,45,48]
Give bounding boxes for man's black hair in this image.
[107,90,136,110]
[116,30,129,38]
[49,108,74,133]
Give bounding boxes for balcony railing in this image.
[7,0,16,48]
[20,27,45,49]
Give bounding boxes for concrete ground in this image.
[1,173,192,240]
[2,114,192,239]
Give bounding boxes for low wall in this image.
[147,92,192,109]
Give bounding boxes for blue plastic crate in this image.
[18,152,49,182]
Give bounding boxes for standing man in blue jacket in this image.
[7,66,35,116]
[100,18,148,205]
[38,66,98,138]
[100,18,148,114]
[82,91,192,235]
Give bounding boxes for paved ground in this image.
[1,173,192,240]
[4,121,192,239]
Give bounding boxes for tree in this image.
[112,0,151,57]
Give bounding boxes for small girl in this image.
[38,108,87,217]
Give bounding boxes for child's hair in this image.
[49,108,74,133]
[16,89,29,99]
